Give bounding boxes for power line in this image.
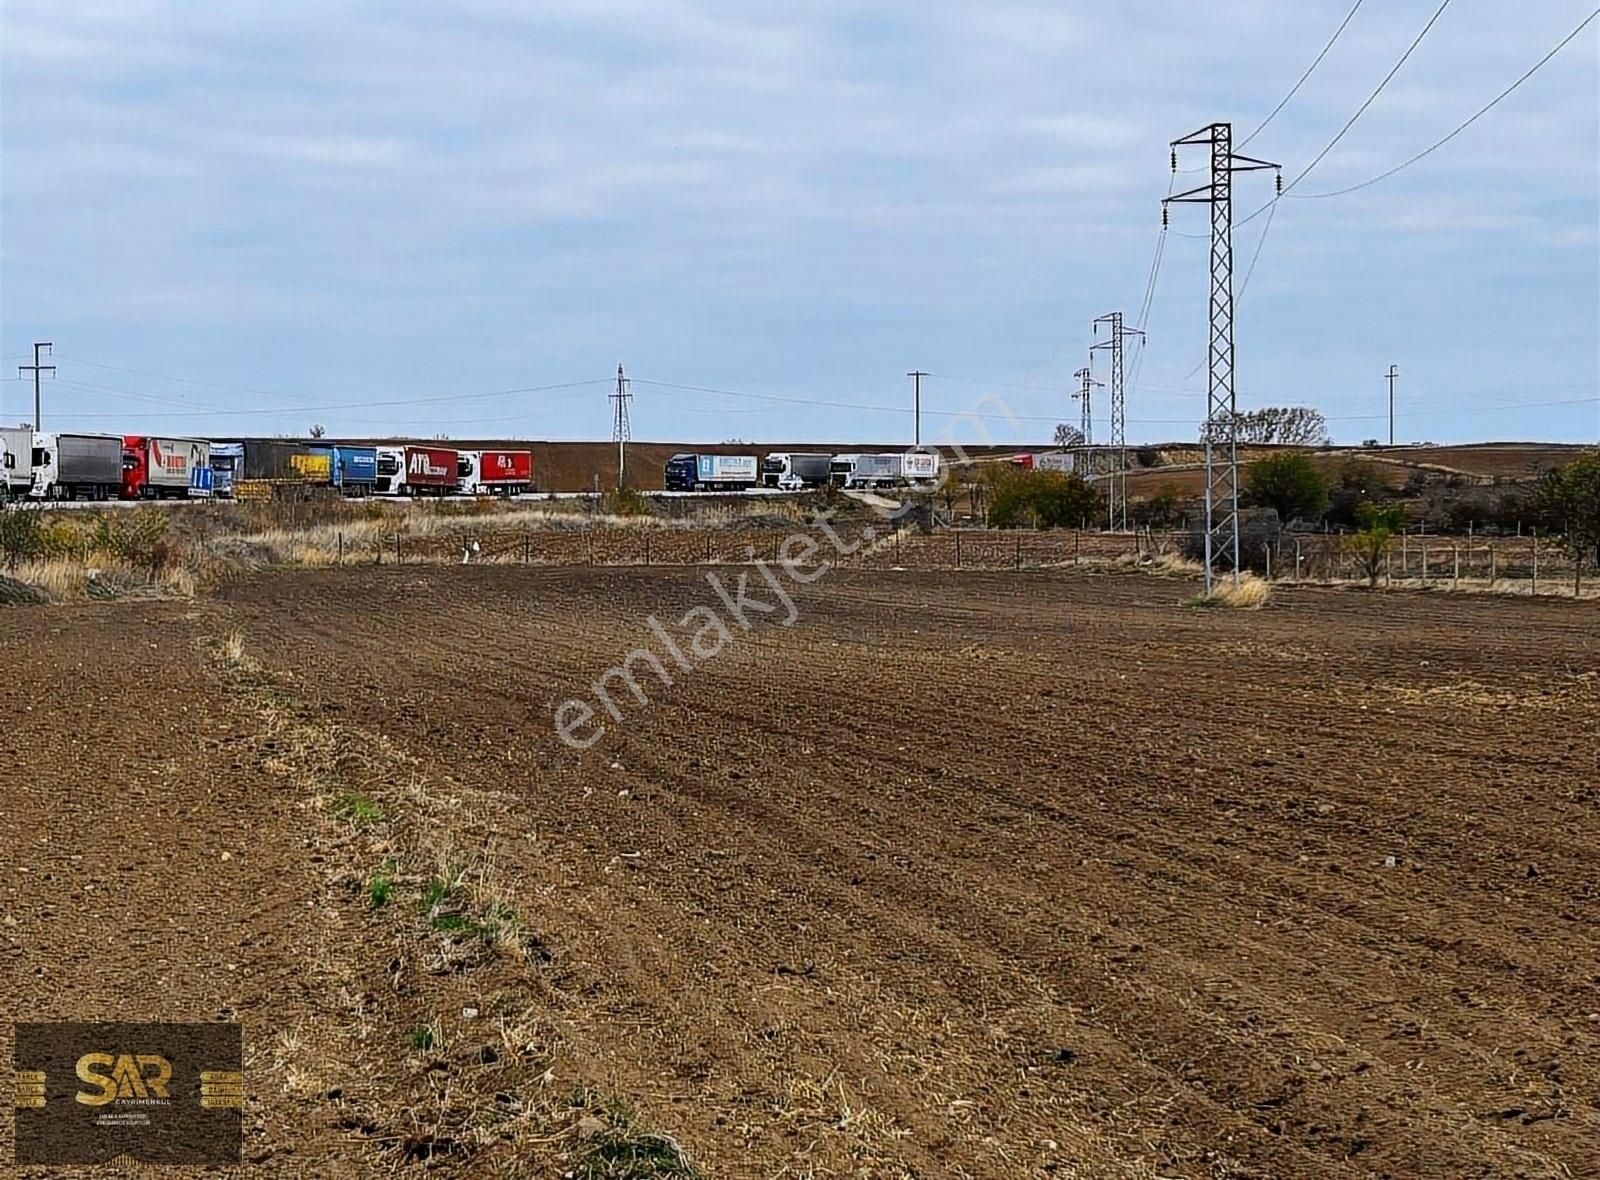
[1230,0,1456,231]
[1280,0,1456,197]
[1239,0,1370,148]
[1289,6,1600,200]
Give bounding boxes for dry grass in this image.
[1193,573,1272,610]
[7,557,195,600]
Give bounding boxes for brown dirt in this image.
[3,568,1598,1176]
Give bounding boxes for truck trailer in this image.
[459,449,533,496]
[845,452,900,489]
[375,445,459,495]
[29,433,124,500]
[760,452,831,488]
[240,441,325,482]
[312,445,378,494]
[121,436,213,499]
[663,453,758,491]
[900,449,941,485]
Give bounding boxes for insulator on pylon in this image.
[1275,170,1283,195]
[1162,205,1169,227]
[1170,149,1177,173]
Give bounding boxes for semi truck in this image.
[663,453,758,491]
[311,445,378,494]
[760,452,831,489]
[209,442,244,498]
[458,449,533,496]
[1,427,34,499]
[1010,451,1076,473]
[29,433,124,500]
[121,436,213,499]
[375,445,459,495]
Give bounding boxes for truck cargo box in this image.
[403,447,460,489]
[30,433,123,499]
[243,441,321,481]
[696,454,757,485]
[901,450,940,482]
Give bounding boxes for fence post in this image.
[1532,535,1539,595]
[523,532,530,564]
[955,532,962,569]
[395,533,402,564]
[644,533,651,566]
[1489,545,1497,588]
[337,531,343,563]
[1264,544,1271,581]
[705,534,713,564]
[1452,546,1459,591]
[1074,530,1080,565]
[1015,534,1022,570]
[587,530,594,566]
[1294,539,1302,584]
[1421,542,1428,586]
[1402,533,1409,575]
[895,529,901,564]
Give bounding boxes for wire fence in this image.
[330,525,1595,597]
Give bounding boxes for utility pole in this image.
[907,370,927,447]
[609,363,632,489]
[1386,365,1398,447]
[1092,312,1144,532]
[1072,364,1102,481]
[1165,123,1280,593]
[18,342,55,430]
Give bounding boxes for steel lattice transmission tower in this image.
[1092,312,1144,532]
[1072,364,1101,478]
[610,363,632,489]
[1164,123,1279,592]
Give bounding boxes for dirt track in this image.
[3,568,1598,1177]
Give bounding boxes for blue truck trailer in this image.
[314,445,378,494]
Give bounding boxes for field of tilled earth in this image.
[1,563,1597,1178]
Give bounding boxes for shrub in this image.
[987,470,1103,530]
[1345,501,1405,587]
[1529,454,1600,593]
[0,503,45,565]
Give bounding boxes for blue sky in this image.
[2,0,1596,445]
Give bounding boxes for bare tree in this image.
[1199,406,1329,447]
[308,423,327,439]
[1053,422,1083,448]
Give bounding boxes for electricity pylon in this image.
[1164,122,1280,592]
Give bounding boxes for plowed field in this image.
[3,568,1597,1177]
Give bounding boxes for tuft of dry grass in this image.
[1191,573,1272,610]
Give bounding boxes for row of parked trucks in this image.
[665,449,944,492]
[0,430,535,500]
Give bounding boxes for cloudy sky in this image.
[2,0,1596,445]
